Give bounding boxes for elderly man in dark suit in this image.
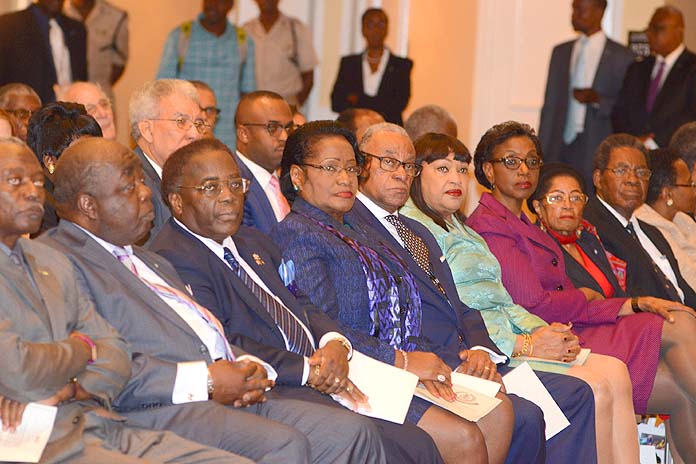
[612,6,696,148]
[352,122,600,464]
[585,133,696,307]
[0,137,251,463]
[234,90,294,234]
[39,137,387,464]
[149,137,445,464]
[0,0,87,103]
[331,8,412,125]
[539,0,633,185]
[129,79,207,244]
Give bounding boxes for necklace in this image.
[366,50,383,64]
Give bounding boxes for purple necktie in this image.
[645,59,665,113]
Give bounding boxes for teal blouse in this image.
[401,199,547,356]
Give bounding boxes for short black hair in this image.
[473,121,541,189]
[279,120,362,203]
[361,8,387,26]
[528,162,587,211]
[592,133,648,172]
[411,133,471,231]
[234,90,287,127]
[161,138,234,208]
[670,122,696,171]
[645,148,680,205]
[26,102,102,165]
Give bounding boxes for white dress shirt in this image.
[174,219,351,385]
[236,150,286,221]
[362,49,390,97]
[597,197,685,301]
[568,30,606,134]
[142,150,163,179]
[355,194,507,364]
[652,43,685,90]
[72,221,276,403]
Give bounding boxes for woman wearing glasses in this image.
[467,121,696,460]
[633,148,696,290]
[400,134,638,464]
[271,121,516,464]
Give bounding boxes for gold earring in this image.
[667,197,674,206]
[47,163,55,175]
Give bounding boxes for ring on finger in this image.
[334,377,341,384]
[314,365,321,376]
[483,366,491,371]
[346,385,353,393]
[437,374,447,383]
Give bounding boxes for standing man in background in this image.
[539,0,633,186]
[158,0,256,149]
[64,0,129,101]
[243,0,317,108]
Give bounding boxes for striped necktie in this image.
[112,247,234,360]
[223,247,314,356]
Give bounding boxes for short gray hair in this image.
[128,79,199,140]
[404,105,457,141]
[60,81,108,102]
[359,122,409,149]
[670,122,696,170]
[0,83,41,108]
[0,136,29,148]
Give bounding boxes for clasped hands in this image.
[530,322,581,362]
[208,359,274,408]
[306,340,367,409]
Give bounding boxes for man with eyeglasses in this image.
[129,79,207,244]
[585,133,696,307]
[234,90,296,234]
[60,80,116,139]
[0,83,42,142]
[191,80,220,137]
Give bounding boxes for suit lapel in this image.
[0,249,52,330]
[591,41,613,89]
[652,50,688,113]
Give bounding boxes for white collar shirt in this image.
[356,192,403,246]
[362,48,390,97]
[652,43,685,90]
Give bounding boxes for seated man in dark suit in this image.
[585,133,696,307]
[39,137,386,464]
[352,123,599,464]
[129,79,207,243]
[0,136,248,463]
[234,91,294,234]
[149,137,444,464]
[612,6,696,148]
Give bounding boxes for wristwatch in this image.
[207,370,215,399]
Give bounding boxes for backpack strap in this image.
[236,27,247,65]
[176,20,194,77]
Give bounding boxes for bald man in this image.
[0,137,246,463]
[336,108,385,143]
[234,90,296,234]
[39,137,386,464]
[60,81,116,140]
[403,105,457,143]
[613,6,696,148]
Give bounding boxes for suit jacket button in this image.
[200,345,207,353]
[556,285,563,291]
[72,416,80,424]
[551,258,558,266]
[458,335,463,343]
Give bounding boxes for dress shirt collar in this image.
[595,194,632,227]
[140,149,163,179]
[236,150,273,186]
[69,220,135,257]
[172,217,238,262]
[356,191,397,219]
[658,42,685,64]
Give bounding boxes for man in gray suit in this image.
[0,137,249,463]
[39,137,386,464]
[539,0,634,185]
[129,79,207,244]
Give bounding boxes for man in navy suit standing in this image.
[150,137,445,464]
[234,90,295,234]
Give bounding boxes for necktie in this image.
[112,247,234,360]
[645,59,665,113]
[563,36,589,144]
[48,18,72,86]
[625,223,681,301]
[385,215,446,295]
[269,175,291,220]
[223,247,314,356]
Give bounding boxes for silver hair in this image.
[404,104,457,141]
[128,79,199,140]
[359,122,409,148]
[0,83,41,108]
[61,81,108,101]
[0,136,29,148]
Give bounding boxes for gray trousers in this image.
[123,390,386,464]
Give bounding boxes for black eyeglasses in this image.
[241,121,296,137]
[674,181,696,188]
[604,166,652,180]
[361,152,422,177]
[490,156,543,170]
[178,178,251,196]
[302,163,363,176]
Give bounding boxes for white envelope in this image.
[0,403,57,463]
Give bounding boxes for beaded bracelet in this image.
[398,349,409,371]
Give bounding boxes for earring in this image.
[293,184,300,192]
[490,183,496,191]
[47,163,55,175]
[667,197,674,206]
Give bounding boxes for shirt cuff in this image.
[172,361,208,404]
[237,354,278,384]
[318,332,353,360]
[470,346,508,364]
[301,357,311,386]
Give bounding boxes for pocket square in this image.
[278,259,300,296]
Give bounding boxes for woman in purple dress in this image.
[466,121,696,460]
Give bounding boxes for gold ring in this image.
[346,385,353,393]
[484,366,491,371]
[334,377,341,384]
[314,365,321,376]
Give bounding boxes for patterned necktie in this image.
[563,36,589,144]
[385,214,446,295]
[223,247,314,356]
[269,175,291,220]
[645,59,665,113]
[112,247,234,360]
[48,18,72,86]
[625,222,681,301]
